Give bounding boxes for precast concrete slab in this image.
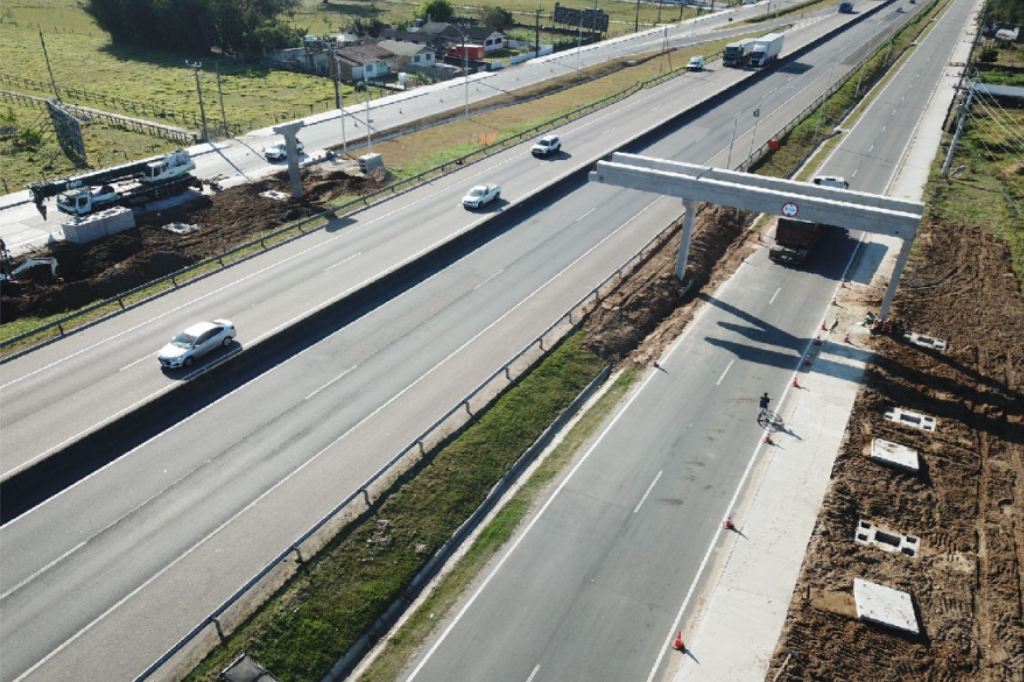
[870,438,920,473]
[853,578,920,634]
[259,190,290,201]
[854,520,920,558]
[884,407,937,432]
[902,331,948,351]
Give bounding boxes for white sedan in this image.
[263,139,304,161]
[462,183,501,209]
[157,319,236,369]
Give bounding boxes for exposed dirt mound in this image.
[767,219,1024,682]
[1,166,385,322]
[582,206,750,366]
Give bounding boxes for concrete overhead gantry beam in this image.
[273,121,306,199]
[589,153,925,321]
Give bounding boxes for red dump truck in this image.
[769,218,824,265]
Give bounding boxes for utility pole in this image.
[215,61,229,138]
[634,0,641,32]
[535,8,541,57]
[186,61,209,142]
[576,10,584,70]
[331,51,347,154]
[942,80,976,177]
[39,30,60,101]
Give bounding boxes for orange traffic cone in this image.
[793,375,800,387]
[843,333,850,343]
[673,631,686,651]
[831,296,838,306]
[813,336,822,346]
[841,280,847,288]
[820,320,827,331]
[764,432,773,444]
[653,358,660,368]
[802,355,811,366]
[724,515,735,530]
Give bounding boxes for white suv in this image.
[531,135,562,157]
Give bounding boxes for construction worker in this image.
[758,393,770,417]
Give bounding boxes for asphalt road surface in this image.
[0,0,830,255]
[0,3,939,681]
[400,2,975,682]
[0,8,871,484]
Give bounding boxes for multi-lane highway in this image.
[0,8,869,484]
[399,2,973,682]
[0,0,828,254]
[0,2,946,681]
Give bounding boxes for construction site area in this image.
[0,164,385,322]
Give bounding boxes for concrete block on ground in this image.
[853,578,919,634]
[870,438,920,472]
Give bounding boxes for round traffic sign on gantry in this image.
[781,201,799,217]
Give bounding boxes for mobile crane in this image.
[27,149,201,219]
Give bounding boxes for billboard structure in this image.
[553,3,610,33]
[46,98,87,166]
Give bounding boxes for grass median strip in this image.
[355,367,640,682]
[186,333,607,682]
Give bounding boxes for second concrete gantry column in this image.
[273,121,305,199]
[675,198,699,283]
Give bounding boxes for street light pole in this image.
[726,116,738,169]
[747,94,766,164]
[813,62,836,142]
[452,23,471,119]
[635,0,641,32]
[186,60,209,142]
[215,61,229,138]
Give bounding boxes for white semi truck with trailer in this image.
[748,33,784,68]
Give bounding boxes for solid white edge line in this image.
[634,471,663,514]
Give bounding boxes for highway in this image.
[399,1,973,682]
[0,8,871,485]
[0,0,826,254]
[0,3,934,681]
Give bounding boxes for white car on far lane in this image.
[263,139,304,161]
[157,319,236,369]
[462,183,501,209]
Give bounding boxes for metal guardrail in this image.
[1,47,725,355]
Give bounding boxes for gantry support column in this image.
[878,235,913,322]
[675,198,699,282]
[273,121,305,199]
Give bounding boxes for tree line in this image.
[82,0,306,56]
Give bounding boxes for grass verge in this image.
[741,0,837,25]
[355,368,640,682]
[0,100,179,191]
[928,102,1024,289]
[184,333,607,682]
[751,0,950,177]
